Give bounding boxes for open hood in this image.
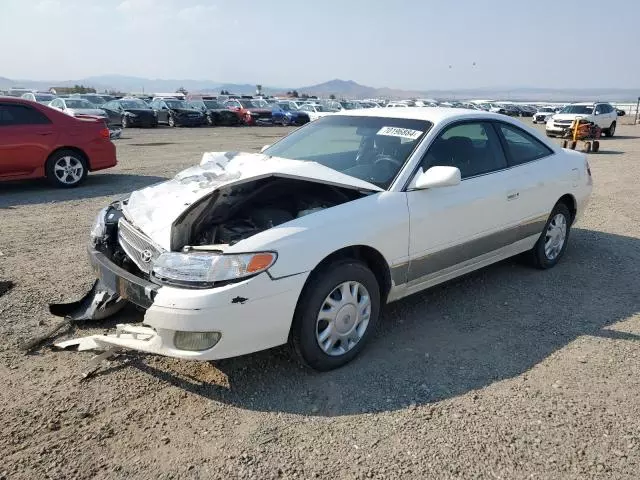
[122,152,382,250]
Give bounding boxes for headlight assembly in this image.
[89,207,109,246]
[151,251,277,287]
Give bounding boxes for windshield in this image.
[66,99,95,109]
[35,94,55,102]
[263,116,432,189]
[239,99,267,108]
[203,100,223,109]
[166,100,188,109]
[561,105,593,114]
[121,100,149,109]
[278,103,292,111]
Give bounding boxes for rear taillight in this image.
[100,128,110,139]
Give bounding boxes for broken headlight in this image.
[151,251,277,287]
[89,207,109,246]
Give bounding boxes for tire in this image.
[604,121,616,137]
[570,141,577,150]
[593,140,600,152]
[151,122,158,128]
[584,142,591,153]
[290,261,381,371]
[282,116,291,126]
[562,140,568,148]
[45,150,88,188]
[206,114,214,126]
[528,203,572,269]
[121,115,128,128]
[168,115,176,128]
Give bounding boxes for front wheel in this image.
[290,261,380,371]
[528,203,572,269]
[168,115,176,128]
[605,122,616,137]
[121,115,128,128]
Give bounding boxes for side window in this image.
[497,123,553,166]
[0,104,51,126]
[423,122,507,179]
[595,104,604,114]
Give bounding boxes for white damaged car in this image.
[54,108,592,371]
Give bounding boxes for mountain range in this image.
[1,75,638,102]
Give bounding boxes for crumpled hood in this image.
[122,152,383,250]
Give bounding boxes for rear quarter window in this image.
[496,123,553,166]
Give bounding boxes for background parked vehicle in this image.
[187,99,242,126]
[0,97,116,187]
[101,98,158,128]
[533,106,556,124]
[70,93,110,106]
[298,103,334,121]
[149,98,206,127]
[224,98,273,125]
[546,102,617,137]
[21,92,57,104]
[48,98,109,124]
[271,102,310,126]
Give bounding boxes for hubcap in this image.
[53,156,83,184]
[316,281,371,356]
[544,213,567,260]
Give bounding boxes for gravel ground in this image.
[1,122,639,479]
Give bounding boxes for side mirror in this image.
[412,166,461,190]
[260,145,270,153]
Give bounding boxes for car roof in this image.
[334,106,508,123]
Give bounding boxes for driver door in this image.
[405,121,512,286]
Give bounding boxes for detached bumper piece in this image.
[54,324,158,378]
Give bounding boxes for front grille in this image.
[555,120,572,124]
[118,218,164,273]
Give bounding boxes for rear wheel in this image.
[570,141,577,150]
[593,140,600,152]
[562,140,568,148]
[584,141,591,153]
[45,150,88,188]
[528,203,572,269]
[290,261,380,371]
[168,115,176,128]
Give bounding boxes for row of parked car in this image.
[17,92,327,128]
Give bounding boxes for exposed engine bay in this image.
[173,178,366,249]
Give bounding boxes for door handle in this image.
[507,191,520,201]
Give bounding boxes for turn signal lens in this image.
[247,253,276,273]
[100,128,110,139]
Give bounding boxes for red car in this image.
[224,99,274,125]
[0,97,117,188]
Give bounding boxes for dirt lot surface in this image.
[1,122,639,479]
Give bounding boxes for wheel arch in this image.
[557,194,577,224]
[46,146,89,168]
[302,245,392,303]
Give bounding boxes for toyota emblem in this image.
[140,249,153,263]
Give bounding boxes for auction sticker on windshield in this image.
[377,126,423,140]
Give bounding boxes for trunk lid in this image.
[122,152,383,250]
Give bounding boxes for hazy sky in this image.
[1,0,639,89]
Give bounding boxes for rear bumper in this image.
[86,140,117,171]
